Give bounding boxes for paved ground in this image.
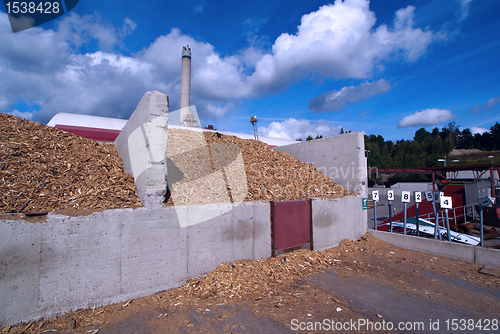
[5,234,500,334]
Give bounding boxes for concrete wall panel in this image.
[186,210,234,278]
[120,209,188,297]
[0,221,41,324]
[232,201,271,261]
[277,132,367,198]
[475,246,500,268]
[312,196,367,250]
[38,211,128,319]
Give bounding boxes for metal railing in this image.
[378,203,487,246]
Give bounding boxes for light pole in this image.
[488,155,494,164]
[451,159,459,166]
[438,158,446,166]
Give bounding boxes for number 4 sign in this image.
[402,191,411,203]
[440,196,452,209]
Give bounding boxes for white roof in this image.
[47,112,127,131]
[47,113,297,147]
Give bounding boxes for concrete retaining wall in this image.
[277,132,367,198]
[368,229,500,268]
[312,196,367,250]
[0,196,363,327]
[0,202,270,327]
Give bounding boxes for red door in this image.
[271,200,312,256]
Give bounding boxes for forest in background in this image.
[365,121,500,169]
[365,121,500,185]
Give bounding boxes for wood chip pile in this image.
[1,113,350,213]
[203,131,351,202]
[165,128,350,205]
[0,113,142,213]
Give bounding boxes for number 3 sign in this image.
[387,190,394,201]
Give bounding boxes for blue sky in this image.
[1,0,499,141]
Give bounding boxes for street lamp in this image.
[488,155,494,164]
[438,159,446,166]
[451,159,459,166]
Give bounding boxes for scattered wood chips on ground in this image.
[179,236,372,303]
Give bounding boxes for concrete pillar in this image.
[114,91,169,208]
[180,45,191,125]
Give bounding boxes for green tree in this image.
[456,128,474,149]
[490,122,500,150]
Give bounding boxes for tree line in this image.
[365,122,500,169]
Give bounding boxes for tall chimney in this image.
[180,45,191,111]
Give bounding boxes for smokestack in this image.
[180,45,191,110]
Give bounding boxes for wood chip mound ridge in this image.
[203,131,351,202]
[0,113,142,213]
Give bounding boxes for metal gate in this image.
[271,199,312,256]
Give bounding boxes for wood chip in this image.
[1,113,351,213]
[0,113,142,213]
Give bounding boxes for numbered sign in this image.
[440,196,452,209]
[387,190,394,201]
[402,191,411,203]
[433,191,443,204]
[425,191,433,202]
[478,196,494,207]
[415,191,422,203]
[372,190,379,202]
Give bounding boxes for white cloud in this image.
[470,126,489,134]
[470,95,500,113]
[485,96,500,110]
[459,0,473,22]
[0,0,439,124]
[194,0,206,13]
[258,118,342,140]
[397,109,455,128]
[309,79,392,112]
[358,110,371,118]
[7,110,34,120]
[246,1,435,94]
